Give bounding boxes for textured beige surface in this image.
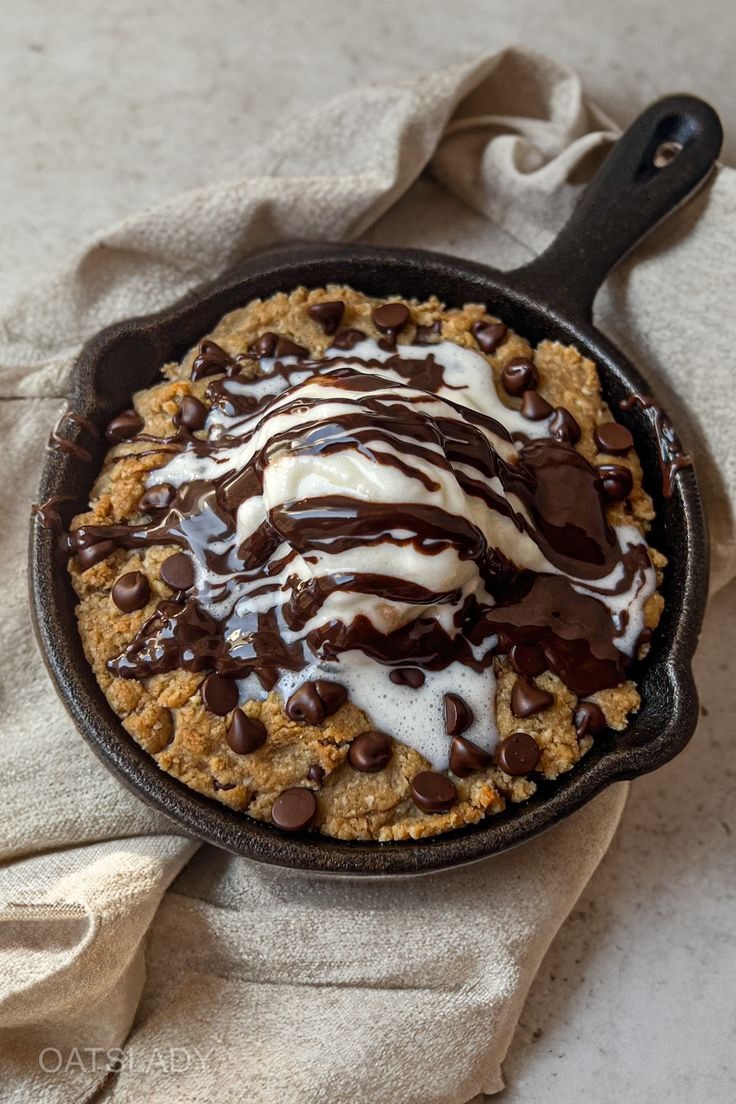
[0,8,735,1104]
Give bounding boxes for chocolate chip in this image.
[174,396,208,431]
[271,787,317,832]
[496,732,540,775]
[598,464,633,503]
[511,675,553,718]
[201,673,239,716]
[473,321,508,354]
[348,730,393,773]
[573,701,606,738]
[307,764,325,785]
[414,320,441,345]
[105,409,143,443]
[410,771,457,813]
[286,682,324,724]
[520,390,553,420]
[77,540,116,569]
[443,692,474,736]
[449,734,493,776]
[249,332,278,357]
[373,302,410,333]
[549,407,581,445]
[389,667,425,688]
[227,708,267,753]
[312,679,348,716]
[308,300,345,335]
[139,483,175,513]
[111,571,150,613]
[275,336,308,358]
[191,339,235,380]
[160,552,195,591]
[509,643,547,677]
[285,679,347,725]
[213,778,236,791]
[330,328,365,350]
[501,357,537,397]
[595,422,634,455]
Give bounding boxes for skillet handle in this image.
[505,95,722,322]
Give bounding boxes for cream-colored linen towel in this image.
[0,46,733,1104]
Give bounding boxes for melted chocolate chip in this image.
[410,771,457,813]
[348,730,393,773]
[275,336,308,358]
[330,328,365,350]
[449,734,492,776]
[213,778,236,791]
[175,396,208,431]
[139,483,175,513]
[595,422,634,455]
[201,673,239,716]
[389,667,425,688]
[227,708,267,753]
[160,552,195,591]
[509,643,547,677]
[549,407,581,445]
[111,571,150,613]
[106,410,143,443]
[443,692,474,736]
[191,340,235,380]
[414,320,441,345]
[502,357,538,397]
[598,464,633,503]
[77,540,116,570]
[520,390,553,420]
[307,764,325,785]
[473,321,508,354]
[286,682,324,724]
[285,680,347,724]
[496,731,540,775]
[573,701,606,738]
[271,787,317,832]
[250,332,278,357]
[308,301,345,335]
[373,302,410,334]
[312,679,348,715]
[511,675,554,718]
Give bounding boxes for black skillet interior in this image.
[30,95,721,875]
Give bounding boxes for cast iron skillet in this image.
[30,95,721,876]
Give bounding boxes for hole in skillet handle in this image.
[653,140,684,168]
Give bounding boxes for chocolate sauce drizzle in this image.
[46,407,100,463]
[620,393,691,498]
[63,340,655,699]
